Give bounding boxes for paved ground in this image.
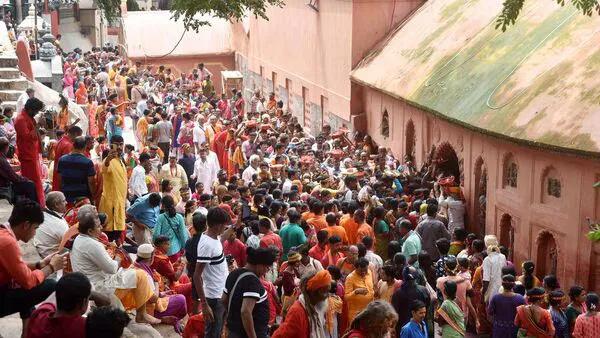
[59,17,93,53]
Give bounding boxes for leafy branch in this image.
[497,0,600,31]
[170,0,286,32]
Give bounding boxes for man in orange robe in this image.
[14,98,45,206]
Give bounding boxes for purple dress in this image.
[487,292,526,337]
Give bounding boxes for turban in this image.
[306,270,332,292]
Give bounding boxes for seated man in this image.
[0,200,66,335]
[25,272,110,338]
[0,136,37,202]
[34,192,69,259]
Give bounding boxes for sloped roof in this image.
[122,11,233,58]
[350,0,600,156]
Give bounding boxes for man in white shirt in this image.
[136,93,148,119]
[242,155,260,186]
[129,153,150,199]
[193,115,207,154]
[191,148,219,194]
[193,207,233,338]
[33,191,69,259]
[440,190,466,234]
[482,241,507,302]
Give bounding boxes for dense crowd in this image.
[0,45,598,338]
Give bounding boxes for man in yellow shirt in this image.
[344,257,374,323]
[99,135,127,243]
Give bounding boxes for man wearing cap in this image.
[272,270,332,338]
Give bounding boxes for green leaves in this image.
[170,0,286,32]
[496,0,526,31]
[96,0,122,25]
[497,0,600,31]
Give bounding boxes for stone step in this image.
[0,101,17,111]
[0,90,23,101]
[0,68,21,79]
[0,57,18,68]
[0,78,28,91]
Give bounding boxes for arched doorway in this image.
[474,157,487,236]
[499,214,514,261]
[434,142,461,184]
[536,231,558,278]
[405,120,416,163]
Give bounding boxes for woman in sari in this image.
[437,280,465,337]
[62,69,75,99]
[371,206,390,260]
[87,95,99,137]
[176,112,195,151]
[96,99,108,137]
[57,94,70,131]
[75,82,88,104]
[70,206,161,325]
[548,290,569,338]
[487,274,526,338]
[134,243,187,333]
[565,286,587,334]
[514,287,555,338]
[159,154,188,204]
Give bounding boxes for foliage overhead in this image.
[127,0,140,12]
[96,0,122,24]
[170,0,285,31]
[497,0,600,31]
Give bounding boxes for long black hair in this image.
[161,195,177,218]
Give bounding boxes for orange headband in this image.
[306,270,332,291]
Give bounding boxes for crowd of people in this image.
[0,45,598,338]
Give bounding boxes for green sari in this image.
[374,219,390,260]
[438,299,466,337]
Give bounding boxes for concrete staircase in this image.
[0,56,26,111]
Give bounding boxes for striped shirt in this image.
[196,234,228,299]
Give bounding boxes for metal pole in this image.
[34,0,38,59]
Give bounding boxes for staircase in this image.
[0,55,26,111]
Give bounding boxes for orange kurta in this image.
[344,269,374,324]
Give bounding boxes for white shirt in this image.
[196,235,228,299]
[16,93,30,114]
[136,99,148,118]
[33,209,69,259]
[70,234,137,295]
[192,124,206,147]
[282,179,293,194]
[442,197,466,233]
[193,157,218,194]
[365,250,383,270]
[242,165,258,186]
[129,165,148,198]
[482,251,507,302]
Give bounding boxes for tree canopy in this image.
[95,0,284,31]
[497,0,600,31]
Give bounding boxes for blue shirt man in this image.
[126,193,161,229]
[57,140,95,203]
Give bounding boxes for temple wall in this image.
[360,85,600,291]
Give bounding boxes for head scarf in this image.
[306,270,332,292]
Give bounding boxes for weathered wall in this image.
[232,0,422,135]
[361,85,600,290]
[131,54,235,95]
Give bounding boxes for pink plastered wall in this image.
[232,0,424,129]
[360,85,600,290]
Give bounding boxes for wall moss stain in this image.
[536,131,598,151]
[410,4,581,148]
